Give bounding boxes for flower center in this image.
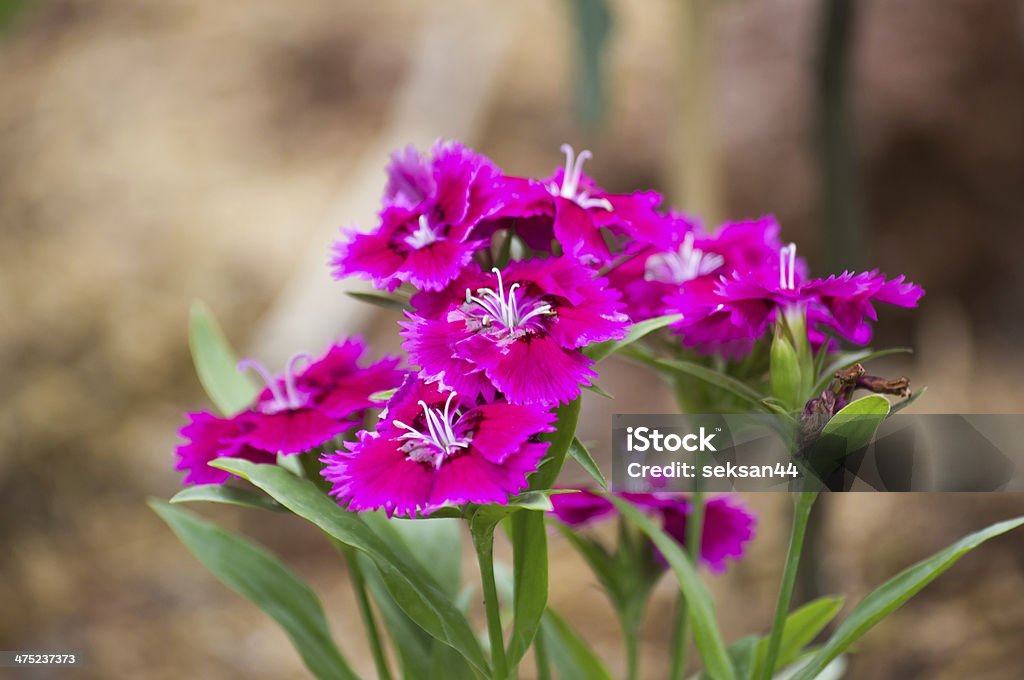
[464,267,554,333]
[392,391,471,468]
[405,214,440,249]
[778,243,798,291]
[546,144,613,211]
[238,352,313,414]
[645,232,725,284]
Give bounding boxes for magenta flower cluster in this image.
[177,139,922,546]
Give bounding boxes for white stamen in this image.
[778,243,798,290]
[547,144,613,211]
[392,391,471,468]
[464,268,553,332]
[645,232,726,284]
[237,352,313,413]
[405,214,439,249]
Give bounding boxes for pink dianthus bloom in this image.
[321,376,556,518]
[402,257,630,406]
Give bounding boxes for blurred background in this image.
[2,0,1024,677]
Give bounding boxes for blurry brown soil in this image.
[1,1,1024,678]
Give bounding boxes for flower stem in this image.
[668,487,705,680]
[473,526,509,680]
[534,625,553,680]
[625,629,640,680]
[759,490,818,680]
[340,545,393,680]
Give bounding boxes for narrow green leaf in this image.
[170,484,285,512]
[188,300,259,415]
[358,553,435,680]
[528,398,582,491]
[556,526,624,606]
[792,516,1024,680]
[150,500,357,680]
[507,510,549,667]
[345,291,411,312]
[362,513,464,600]
[509,491,555,513]
[812,347,912,396]
[211,459,490,675]
[608,496,736,680]
[622,348,767,412]
[540,609,615,680]
[751,596,844,677]
[583,382,615,400]
[585,314,682,363]
[370,388,399,403]
[567,438,608,491]
[820,394,890,450]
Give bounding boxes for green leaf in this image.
[556,526,624,605]
[211,459,490,675]
[751,596,844,677]
[583,382,615,400]
[358,553,435,680]
[528,398,582,491]
[188,300,259,415]
[540,609,615,680]
[170,484,285,512]
[608,496,736,680]
[820,394,890,451]
[568,438,608,491]
[802,395,890,487]
[622,348,768,412]
[792,516,1024,680]
[370,388,398,403]
[812,347,913,396]
[507,510,549,667]
[345,291,411,312]
[150,500,357,680]
[585,314,682,363]
[361,513,464,600]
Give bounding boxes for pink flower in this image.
[666,241,924,354]
[495,144,668,265]
[321,376,556,517]
[330,141,505,292]
[550,489,757,573]
[608,214,785,322]
[401,257,630,406]
[175,411,275,485]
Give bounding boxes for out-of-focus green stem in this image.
[759,491,818,680]
[534,624,553,680]
[669,488,705,680]
[339,546,393,680]
[672,0,721,225]
[472,527,508,680]
[625,628,640,680]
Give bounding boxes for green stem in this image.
[534,625,553,680]
[759,491,818,680]
[625,628,640,680]
[473,526,509,680]
[669,487,705,680]
[340,548,393,680]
